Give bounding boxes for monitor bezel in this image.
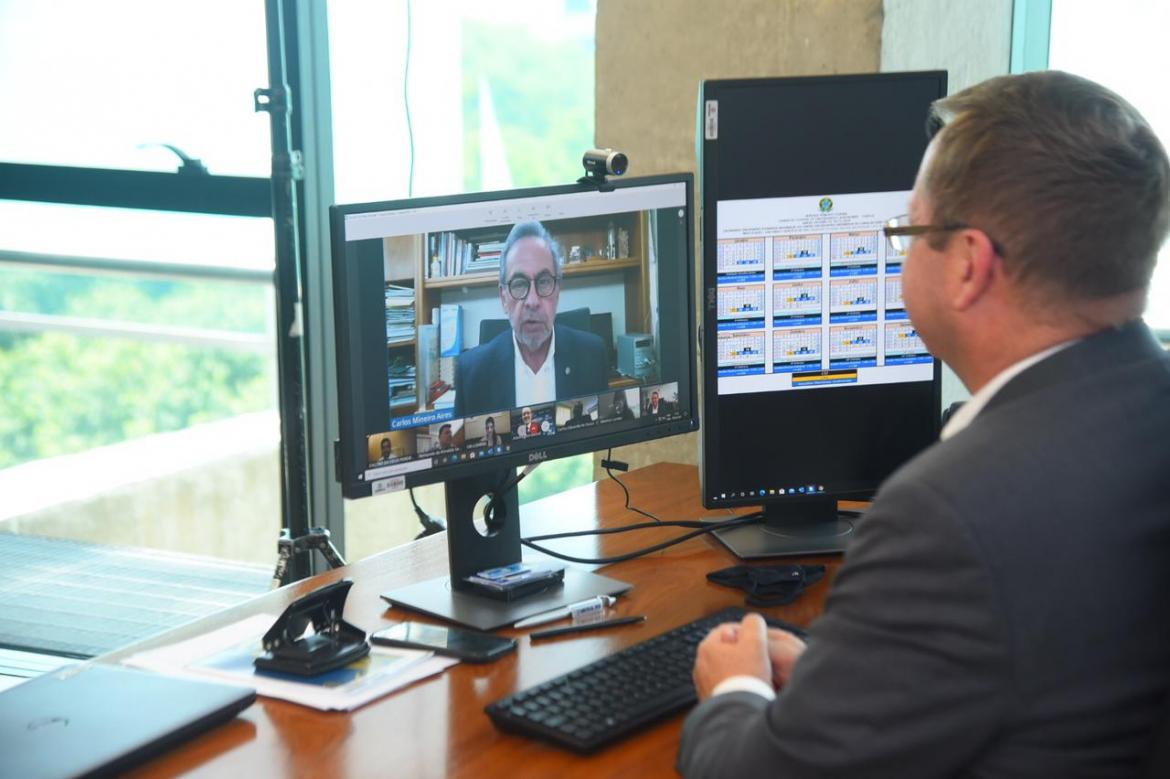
[330,172,698,500]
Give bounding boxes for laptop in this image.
[0,663,256,779]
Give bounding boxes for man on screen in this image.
[645,389,675,416]
[678,72,1170,776]
[453,221,609,417]
[427,423,454,453]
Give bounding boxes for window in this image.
[328,0,598,557]
[0,1,282,567]
[1046,0,1170,333]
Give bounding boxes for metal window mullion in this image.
[0,310,272,353]
[0,162,272,218]
[294,0,345,558]
[0,249,273,285]
[1010,0,1052,73]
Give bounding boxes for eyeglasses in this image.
[504,272,559,300]
[883,214,1006,257]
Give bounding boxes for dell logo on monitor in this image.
[528,451,549,463]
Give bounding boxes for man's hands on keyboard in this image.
[693,613,809,700]
[485,607,807,753]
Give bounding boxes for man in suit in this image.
[454,221,608,418]
[644,388,676,416]
[678,71,1170,777]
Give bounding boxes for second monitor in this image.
[699,72,946,557]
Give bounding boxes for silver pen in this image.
[513,595,617,628]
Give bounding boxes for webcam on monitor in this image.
[580,148,628,185]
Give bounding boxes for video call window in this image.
[335,179,694,485]
[375,206,665,427]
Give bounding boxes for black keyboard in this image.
[485,607,807,753]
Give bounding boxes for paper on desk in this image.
[123,613,457,711]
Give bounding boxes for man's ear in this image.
[499,285,509,313]
[950,229,999,311]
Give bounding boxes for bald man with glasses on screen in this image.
[678,71,1170,777]
[454,221,609,418]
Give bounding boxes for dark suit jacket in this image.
[678,320,1170,777]
[453,324,609,418]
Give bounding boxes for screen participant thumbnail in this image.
[512,403,556,439]
[416,420,464,455]
[557,396,599,430]
[599,388,640,423]
[464,412,512,453]
[367,430,417,466]
[641,382,679,418]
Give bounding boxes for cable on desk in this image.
[520,513,761,565]
[601,449,662,524]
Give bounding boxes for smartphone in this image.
[371,622,517,663]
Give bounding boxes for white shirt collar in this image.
[940,339,1079,440]
[513,328,557,407]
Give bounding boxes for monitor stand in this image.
[710,496,854,558]
[382,468,631,631]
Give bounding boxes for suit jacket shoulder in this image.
[553,324,609,400]
[453,330,515,417]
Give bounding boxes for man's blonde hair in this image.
[925,71,1170,302]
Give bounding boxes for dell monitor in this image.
[699,72,946,557]
[330,174,697,628]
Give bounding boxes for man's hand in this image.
[766,627,806,689]
[692,613,771,701]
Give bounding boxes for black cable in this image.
[601,449,662,523]
[409,487,445,539]
[409,465,536,540]
[520,513,761,566]
[403,0,415,197]
[496,463,536,496]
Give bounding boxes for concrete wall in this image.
[591,0,1016,474]
[592,0,884,472]
[882,0,1014,410]
[882,0,1013,94]
[0,412,422,568]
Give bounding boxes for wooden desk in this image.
[112,463,845,779]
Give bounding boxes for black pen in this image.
[529,615,646,641]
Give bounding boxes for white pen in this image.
[513,595,617,629]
